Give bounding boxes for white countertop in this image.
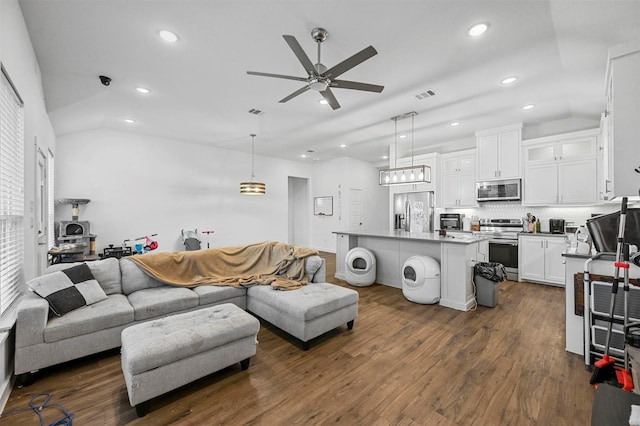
[332,229,488,244]
[518,232,570,238]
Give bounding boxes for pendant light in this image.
[240,134,266,195]
[379,111,430,186]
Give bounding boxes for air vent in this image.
[415,90,436,100]
[248,108,263,115]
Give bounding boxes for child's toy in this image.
[123,234,158,254]
[181,229,201,251]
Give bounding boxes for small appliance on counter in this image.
[549,218,566,234]
[440,213,463,230]
[575,226,592,254]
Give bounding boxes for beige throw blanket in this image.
[128,241,318,290]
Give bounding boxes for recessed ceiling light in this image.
[301,154,307,158]
[158,29,179,43]
[382,155,389,160]
[450,121,461,127]
[522,104,535,110]
[135,86,151,94]
[467,23,489,37]
[339,144,347,148]
[399,134,408,139]
[318,99,328,105]
[124,118,136,124]
[501,76,518,85]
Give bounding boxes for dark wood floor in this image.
[1,252,593,425]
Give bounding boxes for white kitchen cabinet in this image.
[441,152,474,174]
[523,163,557,205]
[476,123,522,181]
[558,159,597,204]
[524,159,597,205]
[523,130,598,206]
[440,150,476,208]
[603,42,640,199]
[519,234,567,286]
[441,173,476,207]
[524,135,596,164]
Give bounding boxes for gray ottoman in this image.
[121,303,260,417]
[247,283,358,350]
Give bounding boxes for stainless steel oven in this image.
[478,218,524,281]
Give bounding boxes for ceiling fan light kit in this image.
[247,27,384,110]
[240,134,266,195]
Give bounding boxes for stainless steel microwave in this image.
[476,179,521,202]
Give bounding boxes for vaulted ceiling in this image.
[18,0,640,164]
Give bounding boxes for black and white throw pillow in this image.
[27,263,108,316]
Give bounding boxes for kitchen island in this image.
[334,230,489,311]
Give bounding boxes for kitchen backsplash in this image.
[442,200,638,229]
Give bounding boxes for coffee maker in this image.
[549,218,566,234]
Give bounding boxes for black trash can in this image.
[474,262,507,308]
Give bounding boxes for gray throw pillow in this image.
[27,263,107,316]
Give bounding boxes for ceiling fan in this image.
[247,27,384,110]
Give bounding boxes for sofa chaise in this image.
[15,246,358,385]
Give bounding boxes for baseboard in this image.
[0,329,15,414]
[0,374,15,414]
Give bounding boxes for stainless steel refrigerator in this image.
[393,191,435,233]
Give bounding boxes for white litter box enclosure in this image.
[345,247,376,287]
[402,255,440,304]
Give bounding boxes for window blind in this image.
[0,66,25,315]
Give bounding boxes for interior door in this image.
[287,176,309,246]
[349,188,363,231]
[35,145,48,274]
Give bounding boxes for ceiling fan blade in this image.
[323,45,378,79]
[279,85,311,103]
[320,87,341,110]
[247,71,308,82]
[283,35,317,76]
[331,79,384,93]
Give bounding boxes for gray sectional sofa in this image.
[14,252,353,384]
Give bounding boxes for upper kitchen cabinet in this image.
[392,153,439,194]
[440,149,476,208]
[603,42,640,200]
[522,129,599,206]
[476,123,523,181]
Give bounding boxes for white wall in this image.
[56,131,387,255]
[0,0,56,412]
[310,157,387,252]
[55,129,318,253]
[1,0,56,281]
